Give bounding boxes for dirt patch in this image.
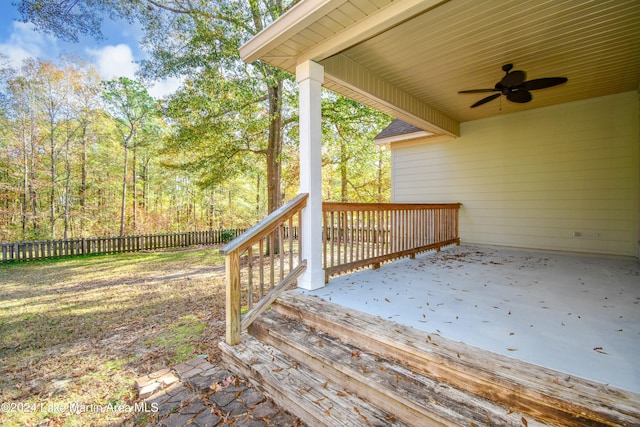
[0,247,227,426]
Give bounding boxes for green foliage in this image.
[322,93,392,202]
[4,1,395,242]
[220,229,237,243]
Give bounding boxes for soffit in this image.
[241,0,640,128]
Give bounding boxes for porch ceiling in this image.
[240,0,640,137]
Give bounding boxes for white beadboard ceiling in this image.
[241,0,640,136]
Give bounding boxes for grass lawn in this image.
[0,247,227,426]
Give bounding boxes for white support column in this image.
[297,60,324,290]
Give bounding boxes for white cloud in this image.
[0,21,179,99]
[149,76,184,99]
[0,21,58,67]
[87,44,182,98]
[87,44,139,80]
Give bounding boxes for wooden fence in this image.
[1,229,250,263]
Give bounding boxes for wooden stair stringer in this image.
[272,292,640,427]
[219,335,409,427]
[250,310,551,427]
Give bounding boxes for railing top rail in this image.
[322,202,461,212]
[220,193,308,255]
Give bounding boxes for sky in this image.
[0,2,182,98]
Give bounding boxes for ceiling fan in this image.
[458,64,568,108]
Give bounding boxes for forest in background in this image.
[0,55,391,242]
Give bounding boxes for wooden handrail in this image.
[220,193,308,255]
[323,202,462,211]
[223,193,308,345]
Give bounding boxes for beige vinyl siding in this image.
[391,91,639,257]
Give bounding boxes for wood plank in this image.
[324,239,459,279]
[240,261,306,332]
[323,202,461,212]
[220,193,308,255]
[220,335,408,427]
[250,311,550,427]
[225,251,241,345]
[273,292,640,427]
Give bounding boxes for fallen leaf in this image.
[521,417,528,426]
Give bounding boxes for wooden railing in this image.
[220,193,308,345]
[1,229,248,263]
[322,202,461,282]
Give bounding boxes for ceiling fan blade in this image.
[507,89,532,103]
[523,77,568,90]
[471,93,501,108]
[458,89,499,93]
[500,70,526,87]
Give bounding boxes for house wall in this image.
[391,91,640,257]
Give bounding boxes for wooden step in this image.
[272,291,640,427]
[250,310,550,427]
[219,335,408,427]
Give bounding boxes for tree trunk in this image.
[265,80,284,254]
[29,126,38,233]
[340,138,348,202]
[49,123,56,238]
[120,133,131,237]
[142,157,150,212]
[377,147,384,203]
[21,126,28,238]
[266,80,283,214]
[256,174,261,216]
[132,141,137,233]
[63,134,71,240]
[80,125,87,232]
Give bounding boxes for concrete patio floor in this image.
[303,245,640,394]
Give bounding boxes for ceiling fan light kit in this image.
[459,64,568,108]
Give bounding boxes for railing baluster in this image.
[279,224,284,282]
[321,202,461,281]
[351,211,355,262]
[259,238,265,299]
[269,232,275,290]
[288,216,294,272]
[247,246,253,310]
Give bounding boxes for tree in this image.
[4,59,47,239]
[322,94,391,202]
[70,61,103,234]
[17,0,297,216]
[102,77,157,236]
